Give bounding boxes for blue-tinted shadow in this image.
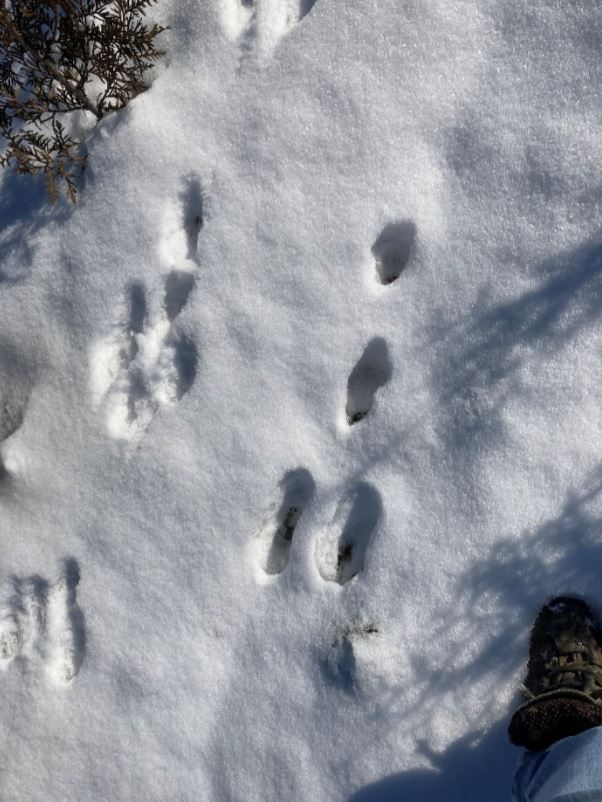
[0,168,69,284]
[347,720,519,802]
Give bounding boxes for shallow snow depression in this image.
[1,0,602,800]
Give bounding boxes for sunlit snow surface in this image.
[1,0,601,799]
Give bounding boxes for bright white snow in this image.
[1,0,601,799]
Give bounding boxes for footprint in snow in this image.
[313,485,382,690]
[179,175,204,264]
[0,400,26,447]
[315,483,382,585]
[253,478,383,585]
[219,0,317,58]
[323,621,379,692]
[90,271,198,442]
[0,399,25,481]
[160,175,204,268]
[0,559,85,685]
[372,221,417,285]
[252,478,383,691]
[0,344,33,480]
[345,337,393,425]
[255,468,316,575]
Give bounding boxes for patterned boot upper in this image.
[509,596,602,751]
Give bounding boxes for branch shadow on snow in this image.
[455,465,602,683]
[433,232,602,454]
[401,465,602,727]
[347,468,602,802]
[346,719,518,802]
[0,169,68,285]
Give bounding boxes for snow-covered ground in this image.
[1,0,601,799]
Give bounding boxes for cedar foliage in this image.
[0,1,166,203]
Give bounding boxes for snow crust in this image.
[1,0,602,799]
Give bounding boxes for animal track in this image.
[0,399,25,480]
[164,270,196,323]
[179,175,204,264]
[0,400,25,445]
[252,478,383,692]
[253,479,383,585]
[0,343,32,479]
[218,0,254,42]
[160,176,204,268]
[315,483,382,585]
[255,469,315,575]
[323,621,378,691]
[0,559,85,684]
[220,0,317,58]
[345,338,393,425]
[372,221,417,285]
[91,271,197,442]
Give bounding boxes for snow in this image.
[1,0,602,799]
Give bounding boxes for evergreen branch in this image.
[0,0,167,203]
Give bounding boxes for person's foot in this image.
[509,596,602,751]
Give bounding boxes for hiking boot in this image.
[509,596,602,751]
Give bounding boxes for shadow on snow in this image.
[347,719,518,802]
[0,169,69,285]
[347,466,602,801]
[432,232,602,453]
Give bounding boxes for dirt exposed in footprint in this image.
[256,469,316,575]
[316,483,383,585]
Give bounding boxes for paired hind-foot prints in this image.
[253,476,382,694]
[0,559,85,685]
[90,271,197,442]
[254,472,381,586]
